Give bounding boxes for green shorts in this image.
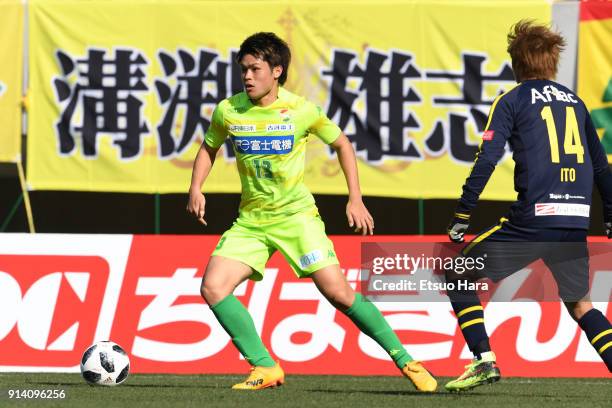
[212,212,339,281]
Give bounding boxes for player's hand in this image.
[447,213,470,243]
[605,221,612,239]
[346,199,374,235]
[187,187,207,226]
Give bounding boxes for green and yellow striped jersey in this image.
[205,87,341,221]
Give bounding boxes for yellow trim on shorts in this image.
[457,305,484,318]
[464,217,508,254]
[592,329,612,345]
[460,318,485,330]
[598,341,612,354]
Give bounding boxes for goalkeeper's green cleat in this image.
[445,353,501,392]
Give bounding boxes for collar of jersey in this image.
[245,87,288,110]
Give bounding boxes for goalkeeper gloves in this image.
[605,221,612,239]
[447,212,470,243]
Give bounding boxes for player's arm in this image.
[187,143,219,226]
[585,113,612,237]
[186,104,226,226]
[330,132,374,235]
[448,94,513,242]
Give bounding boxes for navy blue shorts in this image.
[459,218,589,302]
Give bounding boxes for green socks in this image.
[344,293,413,368]
[211,293,413,369]
[210,294,276,367]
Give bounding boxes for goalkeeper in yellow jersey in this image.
[187,32,436,391]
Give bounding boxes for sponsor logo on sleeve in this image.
[482,130,494,141]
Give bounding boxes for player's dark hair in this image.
[237,32,291,85]
[507,20,565,82]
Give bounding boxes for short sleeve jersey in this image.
[205,87,341,221]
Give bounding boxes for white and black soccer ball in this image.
[80,341,130,386]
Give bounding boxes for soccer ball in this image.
[80,341,130,386]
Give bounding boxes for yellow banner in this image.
[578,2,612,156]
[28,0,550,198]
[0,0,23,163]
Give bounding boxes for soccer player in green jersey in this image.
[187,32,436,391]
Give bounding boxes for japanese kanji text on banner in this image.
[0,0,23,163]
[27,1,550,197]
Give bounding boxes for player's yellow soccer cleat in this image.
[445,352,501,392]
[401,361,437,392]
[231,362,285,390]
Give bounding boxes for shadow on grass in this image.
[24,380,588,401]
[302,387,585,399]
[30,381,226,390]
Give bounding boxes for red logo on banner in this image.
[0,255,109,367]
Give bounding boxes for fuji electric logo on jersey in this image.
[231,136,294,154]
